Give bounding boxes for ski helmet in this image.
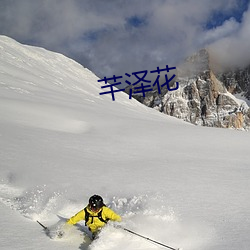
[89,195,104,210]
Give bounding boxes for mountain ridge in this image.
[129,48,250,130]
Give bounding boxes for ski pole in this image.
[122,227,180,250]
[37,220,48,231]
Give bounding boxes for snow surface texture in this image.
[0,35,250,250]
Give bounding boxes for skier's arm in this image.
[104,207,122,222]
[67,209,85,225]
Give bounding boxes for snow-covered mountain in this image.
[130,49,250,130]
[0,36,250,250]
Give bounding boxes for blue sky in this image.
[205,0,249,28]
[0,0,249,79]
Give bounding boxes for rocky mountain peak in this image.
[130,49,250,130]
[178,48,210,78]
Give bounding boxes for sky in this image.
[0,0,249,80]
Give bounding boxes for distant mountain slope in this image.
[216,65,250,101]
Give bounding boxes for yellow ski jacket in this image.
[67,206,121,233]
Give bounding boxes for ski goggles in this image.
[89,205,101,212]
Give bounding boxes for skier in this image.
[66,194,121,239]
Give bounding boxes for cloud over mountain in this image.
[0,0,249,77]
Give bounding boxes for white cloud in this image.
[200,17,240,45]
[209,4,250,68]
[0,0,248,78]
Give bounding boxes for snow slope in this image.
[0,35,250,250]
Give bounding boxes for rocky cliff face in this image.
[217,66,250,100]
[128,49,250,130]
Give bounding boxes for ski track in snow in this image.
[0,99,91,134]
